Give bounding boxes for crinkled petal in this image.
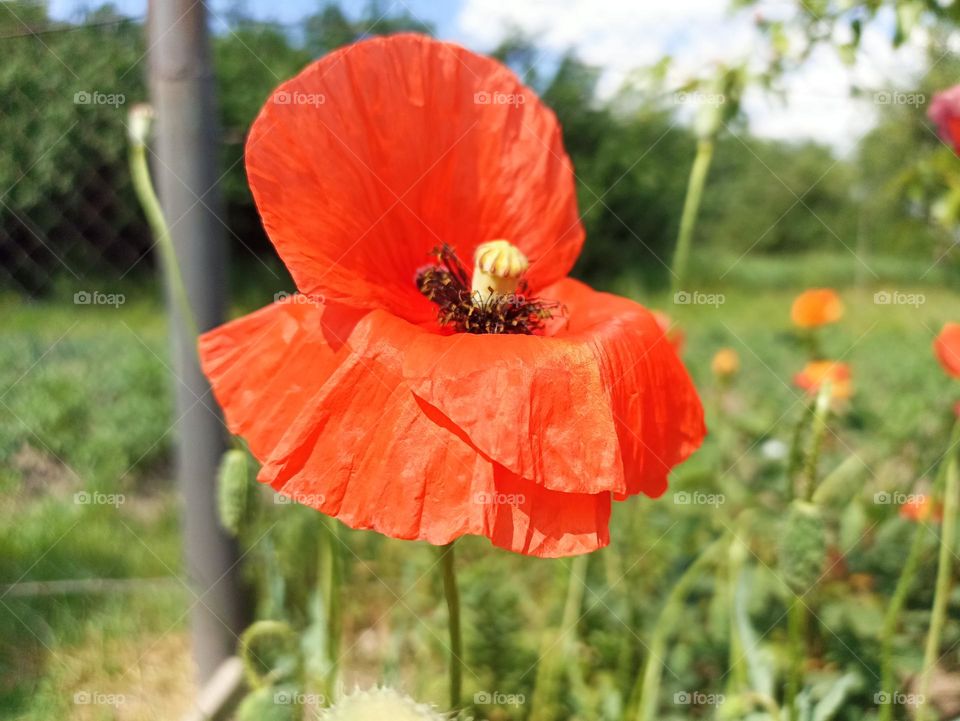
[245,33,583,325]
[198,299,610,557]
[402,278,705,497]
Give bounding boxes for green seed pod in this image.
[239,620,301,689]
[779,501,827,595]
[217,448,252,536]
[236,684,303,721]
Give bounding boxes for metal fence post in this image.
[147,0,247,682]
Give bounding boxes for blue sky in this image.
[49,0,465,41]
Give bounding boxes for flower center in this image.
[471,240,529,303]
[416,242,561,335]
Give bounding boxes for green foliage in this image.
[236,684,304,721]
[239,619,303,688]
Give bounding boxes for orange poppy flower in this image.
[899,495,943,523]
[711,348,740,379]
[198,35,705,557]
[791,289,843,329]
[793,361,852,400]
[934,323,960,378]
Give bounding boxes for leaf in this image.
[811,672,861,721]
[735,570,776,698]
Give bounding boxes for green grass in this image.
[1,260,958,720]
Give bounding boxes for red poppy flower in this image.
[934,323,960,379]
[929,85,960,154]
[199,34,705,557]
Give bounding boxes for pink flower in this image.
[929,85,960,153]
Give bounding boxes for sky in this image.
[47,0,932,151]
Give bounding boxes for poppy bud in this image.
[471,239,529,303]
[779,501,827,595]
[217,449,253,536]
[127,103,154,146]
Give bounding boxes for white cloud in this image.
[455,0,928,150]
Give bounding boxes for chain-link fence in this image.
[0,9,156,294]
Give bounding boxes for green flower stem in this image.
[671,138,715,295]
[878,520,926,721]
[530,554,591,721]
[438,541,463,710]
[784,597,808,721]
[783,381,830,720]
[560,554,590,705]
[786,402,814,500]
[803,381,833,502]
[916,418,960,721]
[319,516,342,703]
[128,136,199,342]
[632,534,726,721]
[727,538,748,693]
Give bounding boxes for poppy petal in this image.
[245,33,583,325]
[199,300,611,556]
[401,278,705,497]
[935,323,960,378]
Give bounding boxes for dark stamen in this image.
[416,244,562,335]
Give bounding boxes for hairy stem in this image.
[319,516,342,703]
[671,138,715,294]
[632,534,725,721]
[878,521,925,721]
[439,541,463,710]
[128,139,199,342]
[785,597,807,720]
[917,419,960,721]
[803,381,832,502]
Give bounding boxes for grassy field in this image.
[1,255,958,720]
